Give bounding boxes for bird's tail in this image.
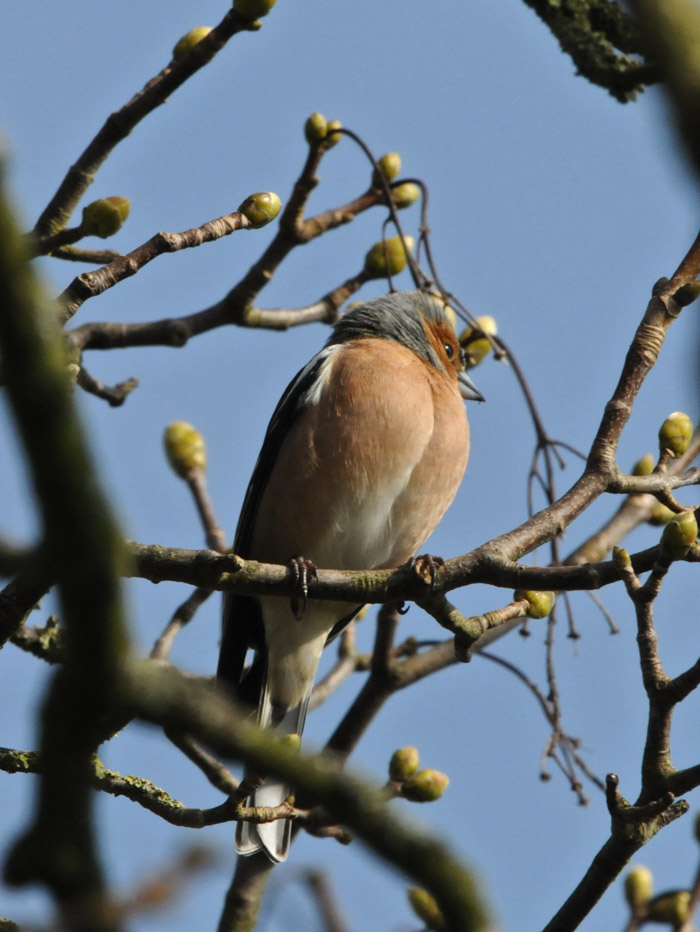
[235,681,311,863]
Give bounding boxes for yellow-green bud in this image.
[389,747,420,782]
[304,112,327,145]
[325,119,343,147]
[659,412,693,458]
[460,315,498,369]
[624,865,653,910]
[649,502,675,526]
[364,235,414,278]
[391,182,420,209]
[660,509,698,560]
[372,152,402,187]
[646,890,691,926]
[513,589,555,619]
[164,421,206,478]
[238,192,281,228]
[442,303,458,333]
[632,453,655,476]
[407,887,445,931]
[172,26,212,60]
[81,196,130,238]
[401,768,449,802]
[281,733,301,751]
[612,546,632,569]
[233,0,277,20]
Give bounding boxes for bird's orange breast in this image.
[249,337,469,571]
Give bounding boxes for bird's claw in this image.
[409,553,446,591]
[288,556,318,620]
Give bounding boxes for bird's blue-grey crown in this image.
[327,291,484,403]
[326,291,449,370]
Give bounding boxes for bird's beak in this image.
[458,370,485,402]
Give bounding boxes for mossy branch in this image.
[0,164,129,930]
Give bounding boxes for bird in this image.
[217,290,483,862]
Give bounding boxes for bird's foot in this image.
[288,556,318,620]
[409,553,446,591]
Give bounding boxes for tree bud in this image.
[233,0,277,20]
[389,746,420,782]
[612,546,631,569]
[632,453,654,476]
[163,421,207,478]
[391,182,420,209]
[442,303,458,333]
[624,864,653,909]
[460,316,498,368]
[660,509,698,560]
[646,890,690,926]
[304,112,327,145]
[513,589,555,619]
[401,768,449,802]
[364,235,414,278]
[81,196,130,238]
[172,26,212,60]
[658,411,693,458]
[649,502,675,526]
[372,152,402,187]
[238,192,281,228]
[325,119,343,147]
[407,887,445,931]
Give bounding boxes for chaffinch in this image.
[217,290,482,862]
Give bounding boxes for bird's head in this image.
[328,291,484,402]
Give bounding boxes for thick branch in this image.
[124,660,493,932]
[0,167,128,929]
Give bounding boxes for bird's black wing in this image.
[217,348,337,699]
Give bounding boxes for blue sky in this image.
[2,2,700,930]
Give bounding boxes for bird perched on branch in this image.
[218,290,483,862]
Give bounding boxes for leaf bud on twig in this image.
[324,119,343,147]
[81,197,130,238]
[648,502,675,526]
[407,887,446,931]
[658,411,693,459]
[646,890,690,926]
[513,589,555,619]
[389,746,420,782]
[172,26,212,60]
[238,192,281,228]
[391,182,420,209]
[304,112,327,145]
[631,453,654,476]
[233,0,277,21]
[364,235,414,278]
[163,421,207,479]
[372,152,402,187]
[460,315,498,369]
[660,509,698,560]
[401,769,449,802]
[624,864,653,910]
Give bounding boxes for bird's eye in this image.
[443,342,454,359]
